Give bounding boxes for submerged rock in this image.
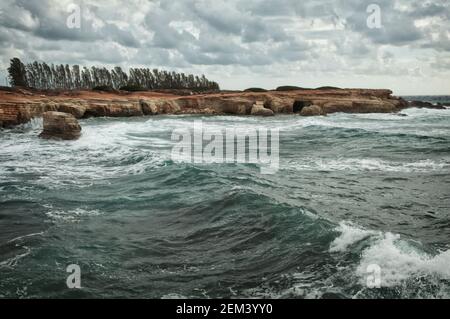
[39,111,81,140]
[408,100,445,110]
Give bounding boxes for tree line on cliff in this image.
[7,58,220,91]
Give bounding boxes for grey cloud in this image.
[0,0,449,94]
[192,2,243,35]
[409,1,450,19]
[1,0,140,46]
[340,0,424,45]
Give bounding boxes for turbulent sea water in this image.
[0,106,449,299]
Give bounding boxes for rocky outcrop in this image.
[250,101,275,116]
[139,99,182,115]
[319,100,397,114]
[207,98,252,115]
[39,112,81,140]
[408,100,446,110]
[83,102,144,117]
[300,105,323,116]
[57,104,86,118]
[0,103,57,127]
[1,88,446,129]
[0,104,30,127]
[264,95,292,113]
[139,99,159,115]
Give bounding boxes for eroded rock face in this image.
[160,100,181,114]
[139,99,182,115]
[139,99,158,115]
[264,96,292,113]
[319,100,398,114]
[39,111,81,140]
[321,101,352,113]
[57,104,86,118]
[300,105,323,116]
[211,98,253,115]
[251,101,275,116]
[84,102,143,117]
[0,103,52,127]
[1,88,430,128]
[105,103,144,117]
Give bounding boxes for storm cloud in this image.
[0,0,449,94]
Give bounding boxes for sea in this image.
[0,96,449,298]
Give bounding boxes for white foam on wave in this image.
[288,158,450,173]
[357,232,450,287]
[329,222,379,253]
[282,110,450,137]
[1,114,448,188]
[21,117,44,131]
[0,246,31,268]
[7,232,44,244]
[0,232,44,268]
[0,232,44,269]
[331,221,450,287]
[0,117,175,187]
[401,107,450,117]
[46,208,102,223]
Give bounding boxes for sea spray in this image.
[171,120,279,174]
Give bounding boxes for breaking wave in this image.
[1,108,449,298]
[331,221,450,290]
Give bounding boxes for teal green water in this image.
[0,107,449,298]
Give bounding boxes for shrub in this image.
[315,86,341,90]
[244,88,268,92]
[119,85,146,92]
[92,85,116,92]
[0,86,15,92]
[275,86,310,91]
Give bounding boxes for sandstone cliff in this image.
[0,88,410,128]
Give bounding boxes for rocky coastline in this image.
[0,87,446,139]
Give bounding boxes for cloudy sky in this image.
[0,0,449,95]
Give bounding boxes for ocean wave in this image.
[0,143,171,188]
[400,107,450,117]
[161,293,188,299]
[329,222,379,252]
[0,246,31,268]
[0,232,44,269]
[7,232,44,244]
[279,110,450,137]
[357,232,450,288]
[287,158,450,173]
[19,117,44,131]
[45,208,102,223]
[331,221,450,288]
